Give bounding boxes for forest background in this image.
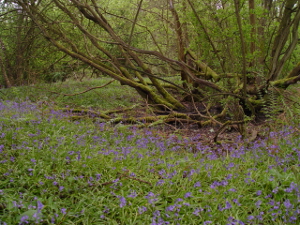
[1,0,300,134]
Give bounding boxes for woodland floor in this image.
[65,98,291,150]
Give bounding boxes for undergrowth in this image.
[0,79,299,224]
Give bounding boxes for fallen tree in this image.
[14,0,300,138]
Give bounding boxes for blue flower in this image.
[184,192,192,198]
[118,196,126,208]
[20,215,29,224]
[256,190,262,196]
[225,201,232,210]
[61,208,67,215]
[128,191,137,198]
[283,199,292,209]
[194,181,201,187]
[255,200,262,208]
[138,206,147,214]
[37,200,44,212]
[145,192,158,205]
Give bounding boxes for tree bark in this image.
[248,0,256,67]
[268,0,300,82]
[0,39,12,88]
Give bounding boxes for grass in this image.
[0,78,141,110]
[0,79,299,224]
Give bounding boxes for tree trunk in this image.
[268,0,300,82]
[248,0,256,68]
[0,38,12,88]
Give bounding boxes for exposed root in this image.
[213,119,251,143]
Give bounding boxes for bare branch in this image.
[233,0,247,99]
[52,79,115,96]
[129,0,144,45]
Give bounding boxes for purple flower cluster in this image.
[1,100,300,224]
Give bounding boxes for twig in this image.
[129,0,144,45]
[30,79,115,97]
[190,93,222,126]
[57,80,115,96]
[123,174,152,186]
[214,119,249,143]
[60,108,111,119]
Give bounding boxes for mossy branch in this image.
[270,75,300,89]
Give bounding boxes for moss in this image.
[270,76,300,89]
